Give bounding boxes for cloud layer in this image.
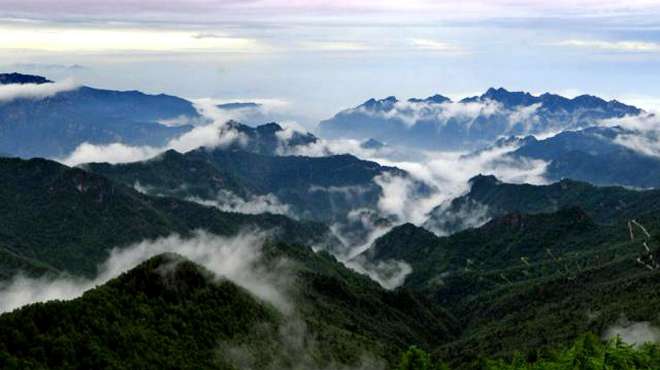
[0,231,292,314]
[0,78,78,102]
[60,99,248,165]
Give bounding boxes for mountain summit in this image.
[0,72,52,85]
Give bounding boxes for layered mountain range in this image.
[320,88,641,150]
[3,73,660,369]
[0,73,199,158]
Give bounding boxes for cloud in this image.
[300,41,371,51]
[187,190,292,216]
[0,25,263,53]
[411,39,463,53]
[423,197,492,236]
[5,0,660,25]
[436,100,501,122]
[556,39,660,52]
[60,99,249,165]
[192,32,227,39]
[0,227,388,368]
[344,257,412,290]
[601,113,660,158]
[287,128,548,224]
[508,102,542,130]
[341,99,506,130]
[374,172,437,225]
[604,318,660,347]
[62,104,550,292]
[0,230,294,314]
[62,142,162,165]
[290,132,549,287]
[0,78,78,102]
[341,101,495,137]
[614,133,660,158]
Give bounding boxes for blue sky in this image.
[2,0,660,128]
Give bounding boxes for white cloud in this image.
[59,98,249,165]
[0,230,294,314]
[508,102,542,130]
[0,78,78,101]
[300,41,371,51]
[424,198,492,236]
[342,99,504,129]
[63,142,162,165]
[344,257,412,290]
[556,39,660,52]
[604,319,660,347]
[187,190,292,216]
[0,25,263,53]
[601,113,660,158]
[614,133,660,158]
[374,172,438,225]
[411,39,463,53]
[436,100,501,122]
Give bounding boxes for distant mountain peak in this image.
[361,138,386,149]
[408,94,451,104]
[478,87,539,106]
[255,122,284,133]
[360,96,399,110]
[0,72,52,85]
[469,174,501,187]
[216,102,262,110]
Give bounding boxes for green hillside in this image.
[0,157,331,278]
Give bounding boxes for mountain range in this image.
[320,88,641,150]
[0,251,454,369]
[0,156,331,278]
[81,137,429,252]
[5,155,660,368]
[365,177,660,362]
[5,73,660,369]
[0,73,199,158]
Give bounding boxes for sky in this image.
[2,0,660,129]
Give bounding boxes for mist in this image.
[0,230,293,314]
[0,78,78,102]
[187,190,292,216]
[57,97,554,291]
[604,318,660,347]
[60,99,250,166]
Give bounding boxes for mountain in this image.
[0,73,200,158]
[84,145,422,225]
[319,88,641,150]
[223,121,318,155]
[369,207,611,291]
[363,205,660,364]
[215,101,305,128]
[0,249,457,369]
[0,156,331,278]
[508,126,660,188]
[0,73,51,85]
[425,173,660,235]
[217,102,262,110]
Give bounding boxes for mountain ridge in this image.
[320,87,642,150]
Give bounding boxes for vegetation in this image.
[0,254,280,369]
[86,145,421,223]
[6,157,660,369]
[398,334,660,370]
[439,174,660,225]
[0,157,331,277]
[368,204,660,363]
[0,251,456,369]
